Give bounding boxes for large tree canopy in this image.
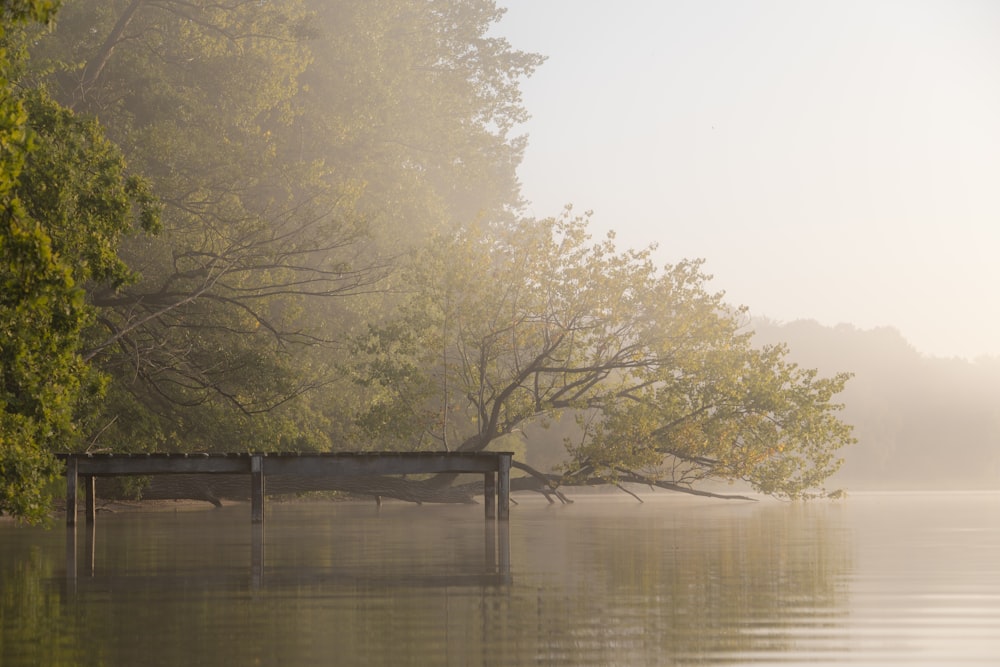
[350,213,854,499]
[16,0,543,456]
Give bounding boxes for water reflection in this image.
[3,493,1000,665]
[63,503,511,591]
[504,497,852,663]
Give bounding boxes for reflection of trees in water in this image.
[500,500,851,662]
[0,536,85,666]
[0,502,851,665]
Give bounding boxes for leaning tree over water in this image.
[343,213,854,501]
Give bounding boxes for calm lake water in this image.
[2,491,999,666]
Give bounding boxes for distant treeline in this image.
[753,319,1000,490]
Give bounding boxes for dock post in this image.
[484,471,496,519]
[250,454,264,524]
[498,453,511,521]
[66,456,78,527]
[85,475,96,525]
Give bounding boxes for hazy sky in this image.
[494,0,1000,360]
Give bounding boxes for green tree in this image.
[351,212,855,500]
[1,2,159,522]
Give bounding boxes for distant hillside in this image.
[752,319,1000,490]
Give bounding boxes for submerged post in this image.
[484,471,496,519]
[250,454,264,524]
[85,476,96,524]
[497,452,511,521]
[66,456,78,527]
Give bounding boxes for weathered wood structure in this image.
[61,452,513,587]
[61,451,513,526]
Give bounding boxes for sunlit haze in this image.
[496,0,1000,360]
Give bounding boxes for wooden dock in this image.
[61,451,513,587]
[61,451,513,526]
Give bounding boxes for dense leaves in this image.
[2,2,159,523]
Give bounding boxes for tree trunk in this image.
[95,465,755,507]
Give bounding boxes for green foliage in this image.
[1,7,158,522]
[1,1,59,24]
[1,1,59,197]
[347,323,437,447]
[18,90,160,284]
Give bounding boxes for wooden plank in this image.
[64,452,509,476]
[73,455,250,476]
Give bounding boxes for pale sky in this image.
[495,0,1000,360]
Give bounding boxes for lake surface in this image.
[2,491,999,666]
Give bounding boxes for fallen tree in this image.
[96,459,757,509]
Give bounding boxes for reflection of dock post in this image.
[487,520,510,577]
[65,524,77,591]
[485,519,497,570]
[85,520,96,577]
[251,454,264,524]
[498,519,510,575]
[251,522,264,589]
